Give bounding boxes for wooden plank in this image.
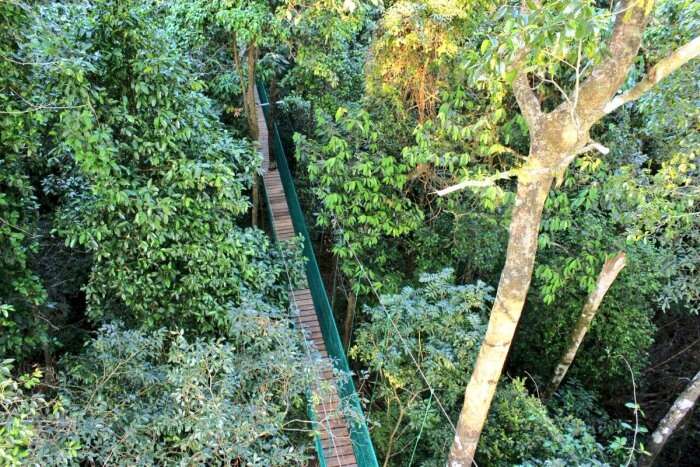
[258,92,357,466]
[295,314,318,323]
[325,454,358,467]
[323,445,355,458]
[323,443,355,456]
[296,308,317,316]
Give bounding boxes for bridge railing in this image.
[257,82,379,467]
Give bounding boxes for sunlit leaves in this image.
[295,106,423,292]
[471,1,610,111]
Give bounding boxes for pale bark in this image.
[543,252,626,400]
[448,172,553,466]
[638,371,700,467]
[604,36,700,114]
[574,0,655,127]
[436,170,516,195]
[447,1,667,465]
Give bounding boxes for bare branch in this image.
[435,170,515,196]
[604,35,700,114]
[576,140,610,156]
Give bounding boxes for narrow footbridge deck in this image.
[255,84,378,467]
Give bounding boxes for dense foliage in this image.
[3,312,314,465]
[0,0,49,361]
[351,269,491,465]
[1,0,315,464]
[2,0,698,465]
[351,270,615,466]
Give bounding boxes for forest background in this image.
[1,0,698,466]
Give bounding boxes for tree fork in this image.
[445,0,700,461]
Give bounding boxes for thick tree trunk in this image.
[639,371,700,467]
[343,290,357,349]
[543,251,626,400]
[445,1,671,462]
[448,173,553,466]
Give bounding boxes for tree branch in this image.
[575,0,655,126]
[604,35,700,114]
[575,140,610,156]
[511,0,543,129]
[513,68,543,129]
[435,170,515,196]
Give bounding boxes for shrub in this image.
[478,379,606,466]
[15,303,316,465]
[351,269,492,466]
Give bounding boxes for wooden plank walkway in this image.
[255,92,358,467]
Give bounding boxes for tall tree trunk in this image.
[639,371,700,467]
[231,32,247,121]
[443,0,691,462]
[245,44,259,140]
[268,75,278,170]
[543,251,626,400]
[246,45,260,226]
[343,290,357,349]
[448,172,553,466]
[231,35,261,226]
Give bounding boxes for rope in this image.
[256,99,345,466]
[344,234,482,467]
[344,243,457,434]
[407,392,433,467]
[366,303,394,417]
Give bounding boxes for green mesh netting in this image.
[257,82,378,467]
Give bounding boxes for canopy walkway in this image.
[255,84,378,467]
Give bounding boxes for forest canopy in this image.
[1,0,698,466]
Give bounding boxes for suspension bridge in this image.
[255,83,378,467]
